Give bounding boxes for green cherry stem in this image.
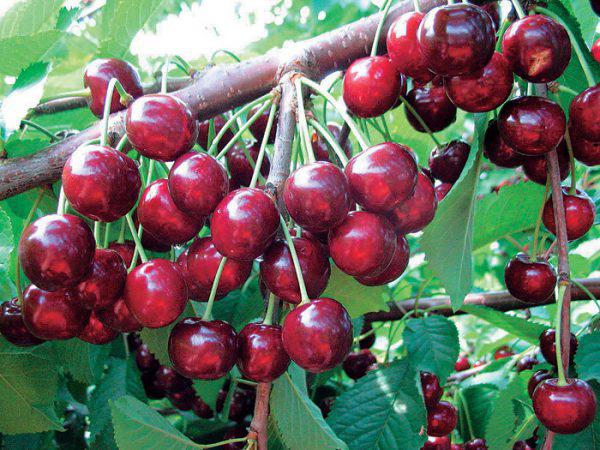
[263,292,277,325]
[250,102,278,188]
[94,221,102,246]
[279,215,310,305]
[172,55,192,76]
[308,118,349,166]
[510,0,526,19]
[116,134,129,152]
[100,78,131,147]
[294,78,316,163]
[556,84,579,96]
[413,0,421,13]
[117,217,127,243]
[125,214,148,264]
[161,56,171,94]
[565,129,577,194]
[554,283,568,386]
[20,120,58,142]
[103,221,112,248]
[532,179,550,258]
[370,0,394,57]
[196,437,248,449]
[321,73,342,122]
[211,49,242,63]
[399,95,442,147]
[39,88,90,103]
[202,257,227,321]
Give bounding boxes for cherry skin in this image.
[78,310,119,345]
[168,152,229,219]
[125,259,188,329]
[417,3,496,77]
[192,397,214,419]
[108,240,137,267]
[493,346,514,360]
[176,250,211,301]
[96,296,142,333]
[502,15,571,83]
[18,214,96,292]
[356,235,410,286]
[516,355,539,373]
[0,298,44,346]
[387,172,438,235]
[342,349,377,380]
[76,249,127,310]
[513,441,534,450]
[570,125,600,166]
[141,371,166,399]
[405,86,457,133]
[429,141,470,183]
[167,386,197,411]
[569,85,600,142]
[498,96,566,156]
[343,56,405,118]
[483,119,525,168]
[248,104,278,144]
[427,401,458,437]
[155,366,192,394]
[522,141,570,185]
[236,322,290,383]
[226,143,271,187]
[542,188,595,241]
[284,161,352,233]
[421,436,451,450]
[168,317,237,379]
[593,38,600,64]
[345,142,418,213]
[464,439,487,450]
[435,183,453,202]
[528,370,553,398]
[504,253,557,304]
[62,145,141,222]
[282,297,353,373]
[125,94,198,162]
[83,58,143,117]
[358,322,376,349]
[421,371,443,409]
[198,116,235,151]
[455,355,471,372]
[311,123,353,163]
[532,378,597,434]
[211,188,280,261]
[539,328,578,366]
[137,179,203,245]
[135,343,160,372]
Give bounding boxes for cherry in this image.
[435,183,453,202]
[528,369,553,398]
[135,343,160,372]
[141,371,166,400]
[155,366,192,394]
[260,237,330,304]
[211,188,279,261]
[83,58,143,117]
[405,86,457,133]
[593,38,600,64]
[427,401,458,437]
[455,355,471,372]
[569,85,600,142]
[226,143,271,187]
[220,426,248,450]
[429,141,470,183]
[464,439,487,450]
[168,317,237,379]
[532,378,597,434]
[311,123,353,163]
[421,372,443,409]
[62,145,141,222]
[127,332,142,352]
[137,179,203,245]
[125,259,188,328]
[421,436,451,450]
[76,249,127,310]
[542,188,595,241]
[187,237,252,294]
[345,142,418,213]
[358,322,376,349]
[236,322,290,382]
[522,141,570,185]
[0,298,44,346]
[513,441,534,450]
[498,96,566,156]
[96,296,142,333]
[22,285,89,340]
[18,214,95,292]
[570,125,600,166]
[516,355,539,373]
[198,116,235,151]
[282,297,353,373]
[483,119,525,168]
[176,250,211,301]
[417,3,496,76]
[387,172,437,235]
[125,94,198,162]
[342,350,377,380]
[108,240,137,267]
[504,253,557,304]
[343,56,405,118]
[493,346,514,360]
[502,15,571,83]
[284,161,352,233]
[192,397,214,419]
[539,328,578,366]
[139,224,171,253]
[479,1,500,30]
[329,211,397,278]
[248,104,278,144]
[356,235,410,286]
[167,385,197,411]
[78,310,119,345]
[387,12,434,84]
[168,152,229,218]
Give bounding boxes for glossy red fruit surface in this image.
[282,298,353,373]
[542,188,595,241]
[19,214,95,292]
[342,350,377,380]
[76,249,127,310]
[226,143,271,187]
[435,183,453,201]
[464,439,487,450]
[237,322,290,383]
[502,15,571,83]
[593,38,600,64]
[356,235,410,286]
[571,126,600,166]
[192,397,214,419]
[387,12,433,83]
[387,172,437,235]
[168,386,196,410]
[211,188,279,261]
[0,298,44,346]
[343,56,404,118]
[62,145,141,222]
[141,371,166,399]
[422,436,451,450]
[405,86,457,133]
[108,240,137,268]
[176,250,211,301]
[96,296,142,333]
[532,378,597,434]
[83,58,143,117]
[137,179,203,245]
[455,355,471,371]
[498,96,566,156]
[125,259,188,328]
[311,123,353,163]
[418,3,496,76]
[284,162,351,233]
[429,140,470,183]
[493,346,514,360]
[22,285,89,340]
[522,141,569,185]
[169,318,237,379]
[345,142,418,213]
[528,370,553,397]
[569,85,600,142]
[126,94,198,162]
[539,328,578,366]
[168,152,229,218]
[155,366,192,394]
[421,372,443,408]
[516,355,539,373]
[78,310,119,344]
[248,105,277,144]
[427,401,458,437]
[504,253,557,304]
[135,343,159,372]
[483,119,525,168]
[197,116,235,151]
[358,322,376,349]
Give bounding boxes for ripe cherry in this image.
[455,355,471,372]
[522,142,570,185]
[483,119,525,168]
[342,350,377,380]
[76,249,127,310]
[464,439,487,450]
[155,366,192,394]
[528,370,553,397]
[387,172,437,235]
[96,296,142,333]
[421,371,443,409]
[593,38,600,64]
[311,123,353,163]
[0,298,44,346]
[427,401,458,437]
[493,346,514,360]
[513,441,534,450]
[108,240,137,268]
[569,85,600,142]
[435,183,453,202]
[429,141,470,183]
[197,116,234,151]
[358,322,376,349]
[405,86,457,133]
[167,386,197,411]
[516,355,539,373]
[542,188,595,241]
[421,436,451,450]
[176,250,211,301]
[570,125,600,166]
[192,397,214,419]
[141,371,166,399]
[226,143,271,187]
[504,253,557,304]
[356,235,410,286]
[19,214,95,292]
[78,310,119,345]
[248,104,278,144]
[237,322,290,382]
[539,328,578,366]
[168,317,237,379]
[135,343,160,372]
[282,297,353,373]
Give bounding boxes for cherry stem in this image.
[196,437,248,449]
[571,279,600,312]
[308,117,349,166]
[94,221,102,246]
[103,222,112,248]
[321,73,342,122]
[509,0,526,19]
[556,84,579,96]
[532,179,550,258]
[211,49,242,63]
[398,95,442,147]
[564,129,577,194]
[161,56,171,94]
[250,103,278,188]
[116,135,129,152]
[279,215,310,305]
[100,78,131,147]
[202,257,227,321]
[495,18,511,52]
[371,0,394,57]
[413,0,421,13]
[39,88,90,103]
[118,217,127,243]
[125,214,148,264]
[21,120,58,142]
[554,283,568,386]
[56,187,68,215]
[263,292,276,326]
[295,78,317,163]
[172,55,192,76]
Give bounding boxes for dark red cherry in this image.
[539,328,578,366]
[358,322,376,349]
[504,253,557,304]
[421,436,451,450]
[479,1,500,30]
[417,3,496,76]
[528,370,553,398]
[498,96,566,156]
[483,119,525,168]
[429,140,470,183]
[78,310,119,345]
[522,141,569,185]
[127,332,142,352]
[236,322,290,383]
[96,296,142,333]
[405,86,457,133]
[192,397,214,419]
[135,343,159,372]
[455,355,471,372]
[108,240,137,268]
[493,346,514,360]
[226,143,271,187]
[226,389,255,423]
[168,318,237,379]
[532,378,597,434]
[125,94,198,162]
[569,85,600,142]
[445,52,513,113]
[168,152,229,218]
[248,105,278,144]
[83,58,143,117]
[516,355,539,373]
[342,349,377,380]
[427,401,458,437]
[343,56,405,118]
[502,15,571,83]
[421,372,443,409]
[282,298,353,373]
[155,366,192,394]
[22,285,89,340]
[284,161,352,233]
[311,123,353,163]
[356,235,410,286]
[176,250,211,301]
[513,441,534,450]
[329,211,396,278]
[137,179,203,245]
[542,188,595,241]
[211,188,279,261]
[464,439,487,450]
[18,214,95,292]
[435,183,453,202]
[0,298,44,346]
[197,116,234,151]
[125,259,188,329]
[76,249,127,310]
[593,38,600,64]
[387,172,437,235]
[167,385,196,411]
[141,371,166,399]
[62,145,141,222]
[570,125,600,166]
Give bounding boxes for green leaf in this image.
[0,31,62,76]
[0,205,14,298]
[4,138,48,159]
[50,339,112,384]
[192,379,224,411]
[575,332,600,382]
[403,316,459,384]
[457,384,498,441]
[0,0,65,38]
[327,359,426,450]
